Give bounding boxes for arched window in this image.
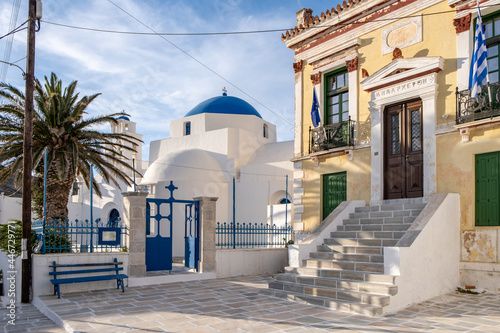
[279,198,291,204]
[71,180,79,196]
[108,208,120,227]
[263,123,268,138]
[184,121,191,136]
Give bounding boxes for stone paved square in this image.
[2,275,498,332]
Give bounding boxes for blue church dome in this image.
[117,115,130,121]
[185,93,262,118]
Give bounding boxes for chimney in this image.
[296,8,313,27]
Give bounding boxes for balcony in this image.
[309,118,355,154]
[456,83,500,125]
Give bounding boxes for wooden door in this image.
[384,100,423,199]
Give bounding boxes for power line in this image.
[41,3,500,38]
[11,56,26,64]
[0,19,28,40]
[1,0,22,81]
[41,20,286,36]
[105,0,294,127]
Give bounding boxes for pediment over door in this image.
[361,57,444,92]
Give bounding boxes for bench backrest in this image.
[50,258,123,277]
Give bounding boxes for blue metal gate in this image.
[146,181,200,272]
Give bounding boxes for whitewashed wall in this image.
[0,195,22,224]
[216,248,287,278]
[32,253,129,298]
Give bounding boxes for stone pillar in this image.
[122,191,148,277]
[194,196,218,273]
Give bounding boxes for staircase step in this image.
[330,231,403,239]
[268,282,391,307]
[317,245,383,255]
[304,259,384,273]
[349,212,370,219]
[309,252,383,263]
[284,267,396,284]
[260,288,384,316]
[275,274,397,296]
[354,206,381,213]
[324,238,398,247]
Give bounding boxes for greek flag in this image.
[311,89,321,128]
[469,8,488,98]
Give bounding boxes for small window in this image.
[71,180,79,196]
[184,122,191,136]
[279,198,291,204]
[263,123,268,138]
[108,208,120,227]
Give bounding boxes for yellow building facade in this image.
[286,0,500,290]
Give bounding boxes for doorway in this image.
[322,171,347,220]
[383,99,423,199]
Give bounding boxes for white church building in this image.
[65,91,294,257]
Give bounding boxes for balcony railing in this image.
[456,83,500,125]
[309,118,355,154]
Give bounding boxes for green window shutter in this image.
[475,152,500,226]
[323,172,347,220]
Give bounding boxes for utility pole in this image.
[21,0,36,304]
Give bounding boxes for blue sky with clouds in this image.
[1,0,342,160]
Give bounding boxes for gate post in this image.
[194,196,218,273]
[122,191,148,277]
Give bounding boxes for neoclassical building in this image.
[264,0,500,316]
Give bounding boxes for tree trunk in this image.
[45,160,74,223]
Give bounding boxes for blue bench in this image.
[49,258,127,298]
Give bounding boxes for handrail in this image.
[309,118,355,154]
[456,84,500,125]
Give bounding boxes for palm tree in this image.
[0,73,140,221]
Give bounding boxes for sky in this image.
[0,0,343,160]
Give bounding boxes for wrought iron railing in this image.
[216,222,293,249]
[456,84,500,124]
[309,118,355,154]
[32,218,128,253]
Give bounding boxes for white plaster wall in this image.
[67,176,125,224]
[267,204,292,227]
[0,251,22,303]
[383,193,460,314]
[0,196,22,224]
[215,248,287,278]
[32,253,129,298]
[170,113,206,138]
[205,114,276,142]
[460,262,500,292]
[149,128,230,162]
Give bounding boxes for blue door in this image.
[146,181,200,272]
[146,199,173,271]
[184,203,199,270]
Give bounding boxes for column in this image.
[194,196,218,273]
[122,191,148,277]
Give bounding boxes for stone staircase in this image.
[262,198,427,316]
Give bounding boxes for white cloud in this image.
[1,0,344,159]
